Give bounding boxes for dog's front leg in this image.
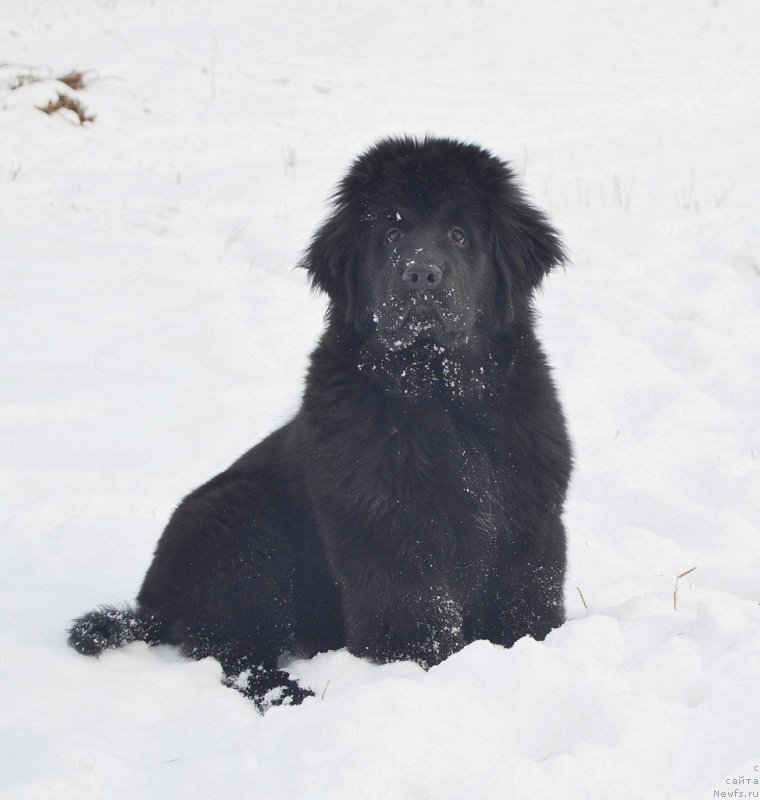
[337,564,464,668]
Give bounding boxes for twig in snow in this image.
[576,586,588,610]
[673,566,697,611]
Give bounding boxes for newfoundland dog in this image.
[69,136,573,710]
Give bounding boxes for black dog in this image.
[69,136,572,710]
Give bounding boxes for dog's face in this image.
[302,136,565,351]
[365,202,491,350]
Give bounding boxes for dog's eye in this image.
[385,228,402,245]
[449,227,467,246]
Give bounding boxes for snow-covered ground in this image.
[2,1,759,797]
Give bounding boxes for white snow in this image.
[2,1,760,798]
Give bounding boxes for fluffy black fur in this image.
[69,136,572,711]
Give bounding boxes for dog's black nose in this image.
[402,262,442,289]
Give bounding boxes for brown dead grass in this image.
[3,67,97,125]
[37,93,96,125]
[9,68,94,92]
[57,70,90,91]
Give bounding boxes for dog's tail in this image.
[68,605,159,656]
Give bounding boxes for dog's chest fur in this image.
[302,347,515,592]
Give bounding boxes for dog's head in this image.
[301,136,565,349]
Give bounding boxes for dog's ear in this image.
[299,203,361,327]
[490,179,566,327]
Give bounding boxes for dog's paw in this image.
[225,665,314,712]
